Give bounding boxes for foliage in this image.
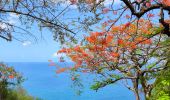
[150,40,170,100]
[151,65,170,100]
[74,0,170,36]
[0,0,78,43]
[53,19,170,100]
[5,87,41,100]
[0,63,23,84]
[0,63,40,100]
[0,0,169,43]
[0,63,24,99]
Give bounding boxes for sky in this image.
[0,30,60,62]
[3,0,167,63]
[0,13,61,62]
[0,0,123,62]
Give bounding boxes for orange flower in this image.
[56,68,67,74]
[86,36,96,43]
[100,38,107,45]
[118,39,124,45]
[74,61,83,68]
[162,0,170,6]
[8,75,14,79]
[136,37,144,42]
[111,52,120,57]
[71,77,75,81]
[102,8,110,14]
[74,45,82,52]
[57,48,67,53]
[130,42,137,49]
[82,52,88,57]
[142,39,152,44]
[70,55,79,62]
[111,26,120,32]
[124,22,131,28]
[125,14,130,19]
[147,13,154,18]
[106,35,113,43]
[91,32,100,37]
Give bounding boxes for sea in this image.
[8,62,135,100]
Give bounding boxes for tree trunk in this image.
[140,75,152,100]
[132,78,140,100]
[143,87,152,100]
[144,91,149,100]
[134,90,140,100]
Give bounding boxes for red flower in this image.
[113,11,117,15]
[102,8,110,14]
[146,2,151,7]
[111,52,120,57]
[71,77,75,81]
[70,0,77,4]
[147,13,154,18]
[118,39,124,45]
[57,48,67,53]
[103,21,108,26]
[162,0,170,6]
[106,35,113,43]
[125,15,130,19]
[142,39,152,44]
[82,52,88,57]
[125,22,131,27]
[8,75,14,79]
[56,68,67,74]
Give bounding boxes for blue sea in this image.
[8,62,135,100]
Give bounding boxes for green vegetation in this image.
[5,87,41,100]
[0,63,40,100]
[151,42,170,100]
[151,65,170,100]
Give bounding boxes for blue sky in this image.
[0,0,123,62]
[0,30,60,62]
[1,0,165,62]
[0,13,61,62]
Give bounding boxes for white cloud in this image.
[22,41,32,46]
[8,13,19,24]
[53,52,59,57]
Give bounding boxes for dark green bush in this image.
[0,63,41,100]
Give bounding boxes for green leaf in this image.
[146,62,157,69]
[110,74,122,79]
[135,49,142,55]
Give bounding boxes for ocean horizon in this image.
[8,62,135,100]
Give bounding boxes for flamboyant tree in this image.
[51,19,170,100]
[68,0,170,37]
[1,0,169,43]
[0,63,23,99]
